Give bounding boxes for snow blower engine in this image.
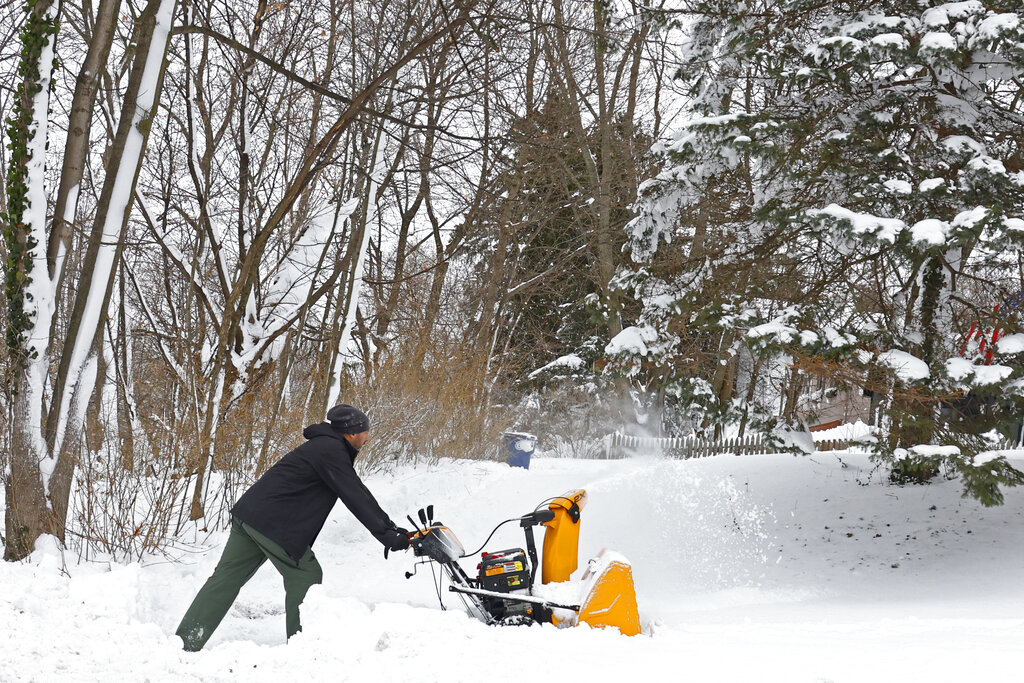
[403,490,641,635]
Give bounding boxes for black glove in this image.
[383,527,411,558]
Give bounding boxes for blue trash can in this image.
[503,431,537,469]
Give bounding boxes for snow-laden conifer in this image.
[622,0,1024,503]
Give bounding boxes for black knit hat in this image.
[327,404,370,434]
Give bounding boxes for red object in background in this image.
[960,305,1004,365]
[957,290,1022,364]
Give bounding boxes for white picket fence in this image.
[599,431,1024,460]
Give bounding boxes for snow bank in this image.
[3,453,1024,682]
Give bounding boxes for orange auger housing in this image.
[539,489,641,636]
[575,549,641,636]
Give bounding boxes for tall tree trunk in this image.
[7,376,51,560]
[48,0,122,287]
[3,0,59,560]
[115,269,137,470]
[45,0,179,544]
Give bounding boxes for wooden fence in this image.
[993,437,1024,451]
[600,432,1024,460]
[601,432,776,459]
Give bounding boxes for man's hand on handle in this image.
[383,526,412,559]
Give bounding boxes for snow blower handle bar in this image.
[404,507,553,565]
[519,510,555,526]
[409,523,466,564]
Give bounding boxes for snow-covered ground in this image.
[3,451,1023,682]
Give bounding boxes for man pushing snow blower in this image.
[175,404,412,651]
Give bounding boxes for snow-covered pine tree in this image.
[622,0,1024,502]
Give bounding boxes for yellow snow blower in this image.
[404,490,641,636]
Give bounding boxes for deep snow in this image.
[3,451,1023,682]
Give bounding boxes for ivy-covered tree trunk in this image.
[4,0,180,560]
[3,0,59,561]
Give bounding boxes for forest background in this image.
[2,0,1024,563]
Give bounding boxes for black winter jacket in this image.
[231,423,398,561]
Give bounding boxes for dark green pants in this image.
[175,519,323,651]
